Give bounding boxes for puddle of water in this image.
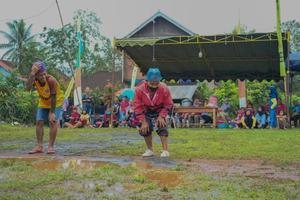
[32,159,107,171]
[144,170,182,187]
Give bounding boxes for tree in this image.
[214,80,239,114]
[0,19,38,75]
[282,20,300,52]
[41,9,121,76]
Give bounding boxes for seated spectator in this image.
[185,79,192,84]
[290,101,300,127]
[102,108,118,128]
[217,109,230,128]
[246,100,255,114]
[126,109,140,128]
[72,110,90,128]
[255,106,267,128]
[241,109,256,129]
[89,113,103,128]
[230,107,245,128]
[276,98,287,115]
[277,110,288,129]
[64,106,81,128]
[177,78,184,84]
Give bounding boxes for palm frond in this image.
[0,43,13,49]
[0,30,15,42]
[1,48,15,59]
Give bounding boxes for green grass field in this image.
[0,124,299,199]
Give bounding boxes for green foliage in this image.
[282,20,300,52]
[0,71,37,124]
[40,9,121,76]
[214,80,239,112]
[0,19,39,75]
[195,81,213,100]
[246,80,278,106]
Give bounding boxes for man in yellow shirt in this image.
[26,61,64,154]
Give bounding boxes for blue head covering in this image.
[146,67,162,81]
[269,86,278,99]
[33,61,47,73]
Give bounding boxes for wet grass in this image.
[0,123,300,199]
[0,159,299,200]
[1,124,300,164]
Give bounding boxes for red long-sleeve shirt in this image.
[133,81,173,122]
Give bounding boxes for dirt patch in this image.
[183,159,300,181]
[144,170,183,187]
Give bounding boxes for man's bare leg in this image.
[29,121,44,154]
[160,136,168,151]
[144,135,153,151]
[48,121,58,154]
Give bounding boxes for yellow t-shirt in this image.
[34,75,64,109]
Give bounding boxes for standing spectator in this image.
[241,109,256,129]
[255,106,267,128]
[290,101,300,127]
[269,86,278,128]
[120,96,130,126]
[82,87,93,116]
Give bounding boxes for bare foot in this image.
[28,146,44,154]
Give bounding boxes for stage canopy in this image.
[116,33,289,81]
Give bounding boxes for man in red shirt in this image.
[133,68,173,157]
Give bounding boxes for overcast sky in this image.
[0,0,299,53]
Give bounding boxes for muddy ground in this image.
[0,130,299,199]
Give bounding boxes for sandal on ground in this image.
[47,147,55,154]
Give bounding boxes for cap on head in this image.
[146,67,162,81]
[33,61,47,74]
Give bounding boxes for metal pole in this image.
[55,0,81,108]
[110,39,116,128]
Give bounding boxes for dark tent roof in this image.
[117,12,289,81]
[116,33,289,81]
[289,53,300,72]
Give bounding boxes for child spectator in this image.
[89,113,103,128]
[241,109,256,129]
[231,107,245,128]
[276,98,287,115]
[255,106,267,128]
[277,110,288,129]
[64,106,81,128]
[72,110,90,128]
